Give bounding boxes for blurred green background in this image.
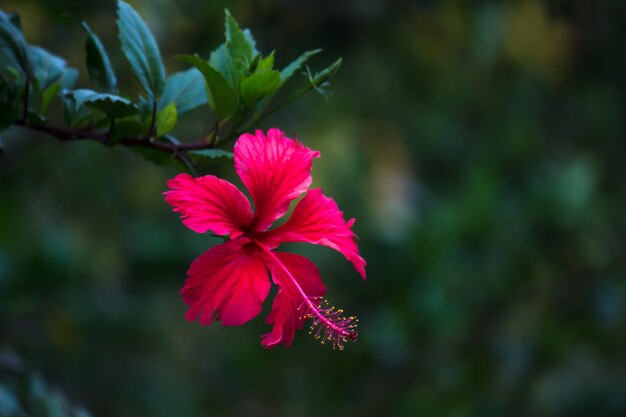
[2,0,626,416]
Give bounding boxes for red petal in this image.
[260,252,326,348]
[264,189,366,279]
[234,129,320,232]
[182,239,270,326]
[164,173,252,238]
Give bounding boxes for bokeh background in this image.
[2,0,626,416]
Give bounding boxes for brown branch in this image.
[10,116,251,177]
[14,120,106,142]
[12,119,223,153]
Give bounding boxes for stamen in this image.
[252,239,358,350]
[301,297,358,350]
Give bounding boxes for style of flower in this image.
[164,128,366,349]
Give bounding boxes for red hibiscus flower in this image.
[164,128,366,349]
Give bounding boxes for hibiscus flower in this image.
[164,128,366,349]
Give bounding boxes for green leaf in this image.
[280,49,321,85]
[311,57,342,86]
[84,93,139,118]
[117,1,165,99]
[65,89,138,119]
[156,102,177,136]
[243,29,259,57]
[61,68,78,90]
[248,53,262,74]
[209,44,236,87]
[0,66,22,129]
[0,67,25,110]
[241,70,281,108]
[224,9,255,78]
[41,82,60,113]
[0,10,31,78]
[62,93,91,128]
[82,22,117,92]
[65,89,98,107]
[188,149,234,164]
[176,54,237,120]
[28,46,67,91]
[258,51,275,71]
[307,58,342,99]
[159,68,207,114]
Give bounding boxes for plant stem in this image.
[21,80,30,123]
[253,85,314,126]
[148,99,158,139]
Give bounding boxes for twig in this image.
[105,117,116,146]
[21,80,30,123]
[148,99,158,140]
[253,84,314,126]
[174,151,196,175]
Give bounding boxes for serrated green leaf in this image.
[65,89,138,119]
[0,66,25,109]
[61,68,78,90]
[65,89,98,107]
[117,1,165,99]
[82,22,117,92]
[176,54,237,120]
[258,51,274,71]
[280,49,321,85]
[62,92,91,128]
[241,69,281,108]
[156,102,177,136]
[0,69,23,126]
[41,82,60,113]
[243,29,259,57]
[188,149,234,164]
[83,93,139,118]
[209,44,236,87]
[11,46,69,115]
[159,68,207,114]
[28,46,67,91]
[0,10,31,78]
[224,9,254,78]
